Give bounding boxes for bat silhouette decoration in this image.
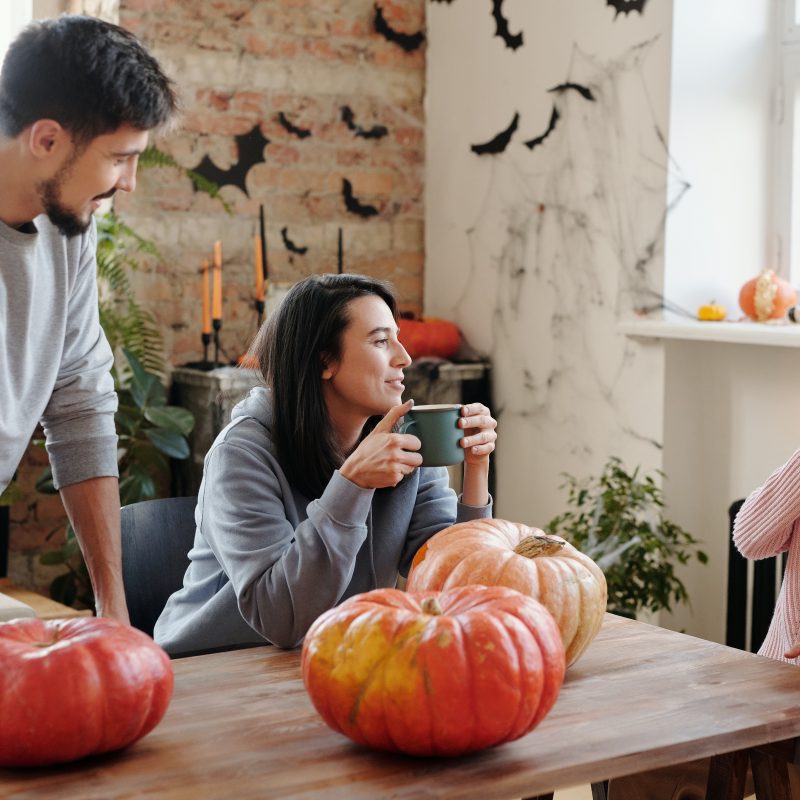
[341,106,389,140]
[281,227,308,255]
[430,0,455,3]
[523,106,560,151]
[191,124,269,197]
[471,112,519,155]
[606,0,648,18]
[373,4,425,52]
[342,178,379,218]
[277,112,312,139]
[491,0,523,51]
[548,82,596,102]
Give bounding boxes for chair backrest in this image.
[121,496,197,637]
[726,499,787,652]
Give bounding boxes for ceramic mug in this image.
[400,404,464,467]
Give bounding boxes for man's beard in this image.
[38,175,91,238]
[35,146,115,238]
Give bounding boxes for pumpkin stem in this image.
[514,533,566,559]
[421,596,443,616]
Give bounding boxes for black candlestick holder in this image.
[213,319,222,366]
[201,331,212,367]
[255,298,265,329]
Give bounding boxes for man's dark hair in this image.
[253,273,399,499]
[0,15,177,142]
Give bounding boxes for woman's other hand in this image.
[459,403,497,466]
[459,403,496,507]
[340,400,422,489]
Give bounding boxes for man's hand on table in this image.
[60,476,130,625]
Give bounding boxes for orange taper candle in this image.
[212,240,223,321]
[201,259,211,335]
[254,235,265,302]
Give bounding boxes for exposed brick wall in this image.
[7,0,426,595]
[117,0,426,368]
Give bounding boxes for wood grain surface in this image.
[3,614,800,799]
[0,578,93,620]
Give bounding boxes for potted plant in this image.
[37,349,195,606]
[547,456,708,619]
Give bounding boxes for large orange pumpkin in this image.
[301,585,565,756]
[398,315,461,360]
[407,519,606,666]
[739,270,797,321]
[0,617,174,767]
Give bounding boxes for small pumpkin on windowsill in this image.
[697,301,727,321]
[739,270,797,321]
[398,312,461,360]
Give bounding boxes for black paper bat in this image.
[606,0,648,18]
[342,178,379,218]
[277,112,312,139]
[523,106,560,150]
[548,82,596,102]
[281,227,308,255]
[491,0,523,51]
[430,0,455,3]
[471,112,519,155]
[374,4,425,52]
[191,124,269,197]
[341,106,389,140]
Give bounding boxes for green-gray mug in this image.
[400,404,464,467]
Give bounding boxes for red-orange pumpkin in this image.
[739,270,797,321]
[301,585,565,756]
[398,316,461,360]
[0,617,174,767]
[407,519,607,666]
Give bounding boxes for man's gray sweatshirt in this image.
[0,215,118,492]
[155,388,492,655]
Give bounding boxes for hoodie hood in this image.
[231,385,273,430]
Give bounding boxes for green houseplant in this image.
[38,349,194,606]
[547,457,708,618]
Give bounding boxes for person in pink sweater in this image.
[609,456,800,798]
[733,452,800,663]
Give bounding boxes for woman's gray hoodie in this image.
[154,387,491,655]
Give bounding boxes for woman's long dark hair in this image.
[253,273,398,498]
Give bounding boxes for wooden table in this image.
[3,614,800,799]
[0,578,92,620]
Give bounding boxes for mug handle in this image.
[399,419,416,434]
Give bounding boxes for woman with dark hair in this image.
[155,274,497,655]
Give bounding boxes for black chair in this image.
[726,499,787,652]
[121,496,197,637]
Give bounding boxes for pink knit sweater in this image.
[733,450,800,663]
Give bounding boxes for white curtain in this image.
[0,2,33,69]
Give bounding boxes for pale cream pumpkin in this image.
[407,518,607,666]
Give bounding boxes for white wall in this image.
[426,1,672,526]
[661,340,800,642]
[0,2,32,65]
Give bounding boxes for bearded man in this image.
[0,15,177,621]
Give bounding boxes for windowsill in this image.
[618,312,800,348]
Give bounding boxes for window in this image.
[664,1,774,315]
[0,2,33,67]
[775,0,800,283]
